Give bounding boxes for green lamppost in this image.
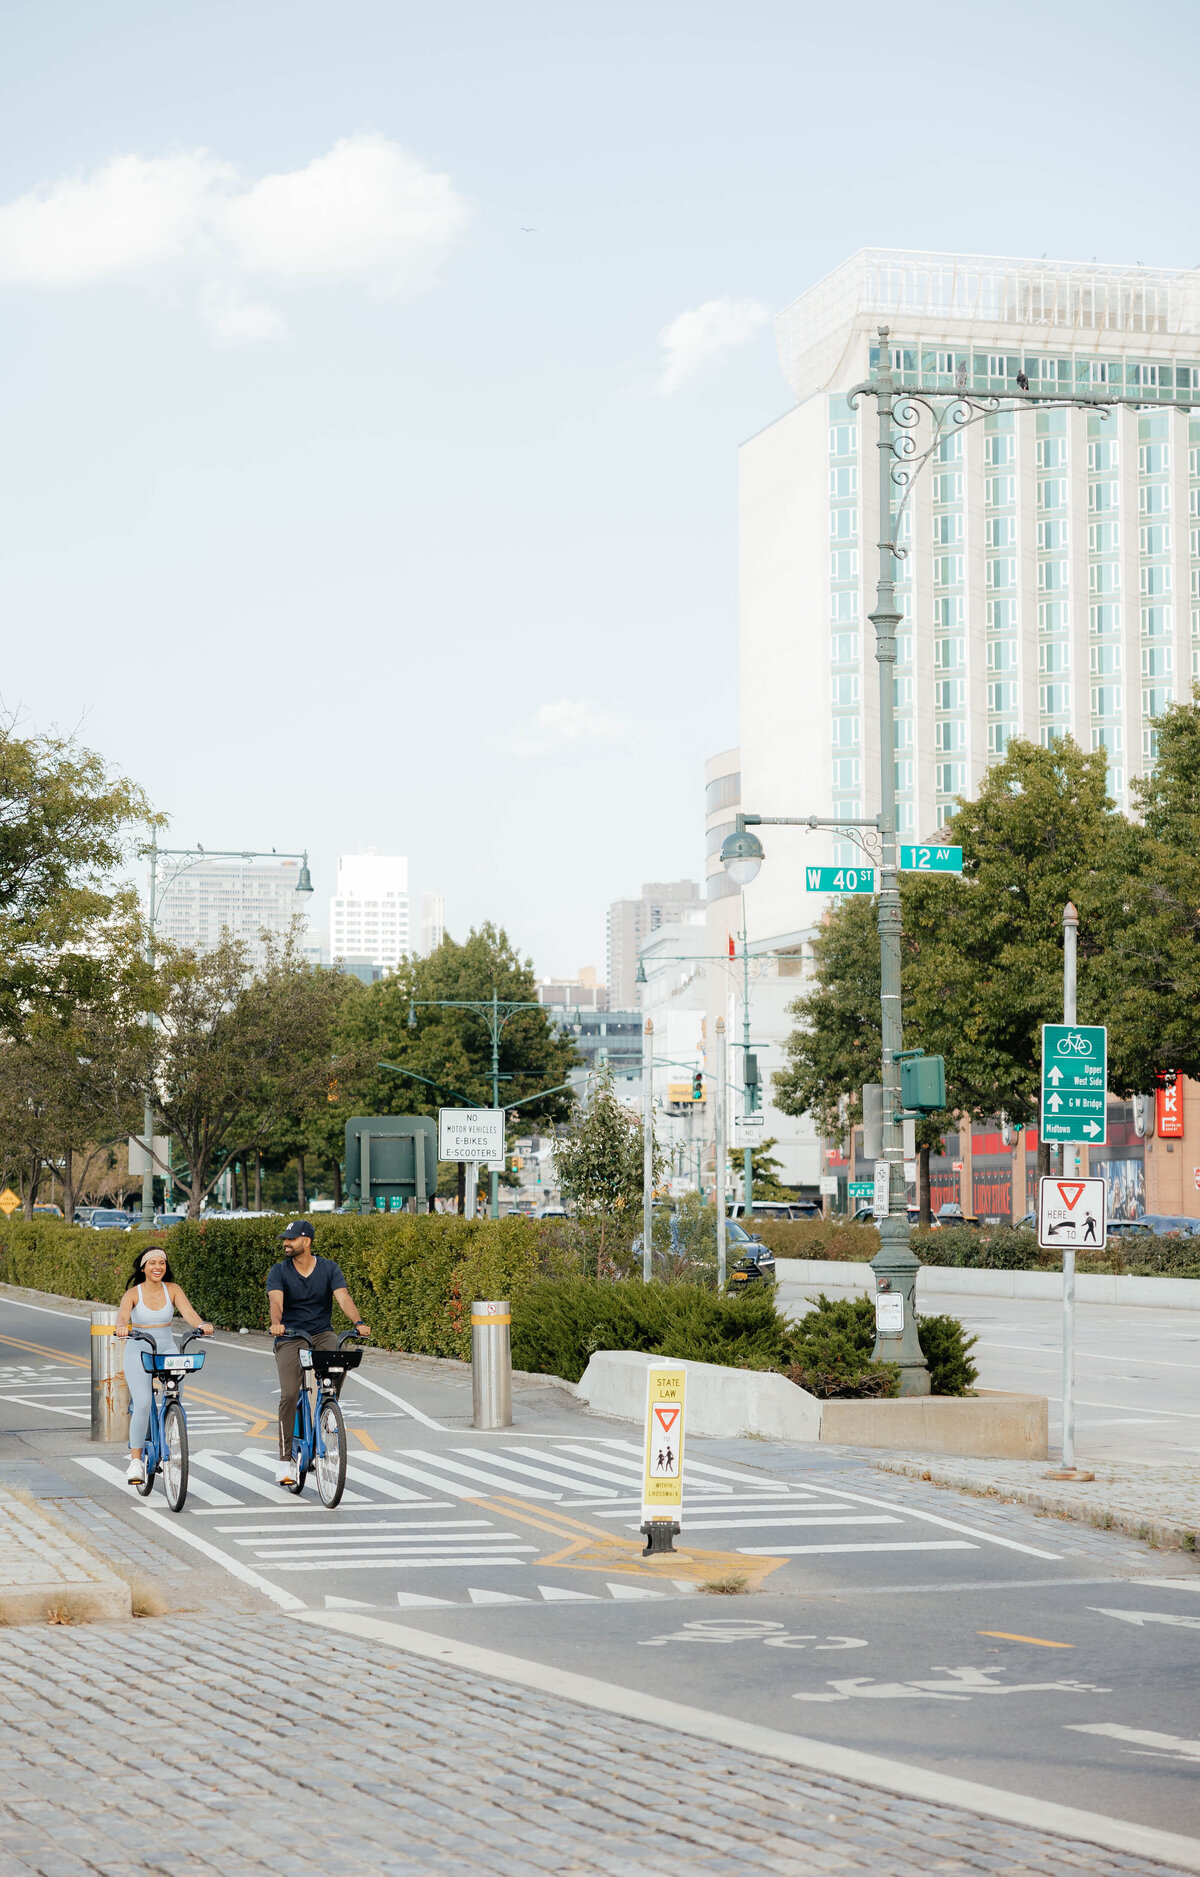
[723,330,1200,1392]
[139,833,313,1224]
[406,988,546,1217]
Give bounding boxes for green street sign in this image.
[847,1181,874,1198]
[900,844,963,873]
[805,865,874,893]
[1040,1025,1107,1143]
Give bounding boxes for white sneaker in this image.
[275,1460,298,1486]
[126,1457,145,1484]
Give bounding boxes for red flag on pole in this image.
[728,934,736,958]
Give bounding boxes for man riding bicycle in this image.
[267,1221,370,1486]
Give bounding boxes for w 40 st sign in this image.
[1040,1025,1107,1144]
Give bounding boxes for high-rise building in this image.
[329,853,409,975]
[152,856,309,972]
[537,966,607,1012]
[731,246,1200,1195]
[420,891,446,955]
[742,247,1200,935]
[606,880,701,1010]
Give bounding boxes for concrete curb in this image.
[872,1456,1200,1553]
[775,1259,1200,1310]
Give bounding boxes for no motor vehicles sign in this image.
[1037,1175,1106,1250]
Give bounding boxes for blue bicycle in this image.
[279,1331,364,1507]
[127,1328,208,1512]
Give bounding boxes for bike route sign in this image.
[1040,1024,1107,1144]
[1037,1175,1107,1250]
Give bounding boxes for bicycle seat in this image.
[141,1351,205,1373]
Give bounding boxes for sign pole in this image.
[715,1017,727,1290]
[642,1020,654,1284]
[1061,902,1078,1473]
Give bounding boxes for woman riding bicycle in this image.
[115,1246,213,1485]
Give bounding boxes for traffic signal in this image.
[692,1070,704,1103]
[745,1053,760,1111]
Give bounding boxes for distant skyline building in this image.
[420,891,446,955]
[330,852,409,975]
[537,966,607,1012]
[152,855,309,973]
[606,879,701,1010]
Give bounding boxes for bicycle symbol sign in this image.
[1041,1024,1107,1144]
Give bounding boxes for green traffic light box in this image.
[899,1055,946,1113]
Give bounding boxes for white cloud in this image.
[493,697,635,758]
[0,134,470,341]
[657,295,771,394]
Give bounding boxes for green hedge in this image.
[0,1214,552,1364]
[510,1278,793,1384]
[785,1293,978,1400]
[750,1220,877,1261]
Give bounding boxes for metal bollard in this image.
[90,1306,129,1442]
[471,1299,512,1430]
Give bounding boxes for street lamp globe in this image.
[720,826,764,888]
[295,853,314,897]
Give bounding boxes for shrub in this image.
[511,1278,792,1385]
[786,1293,900,1400]
[916,1312,979,1395]
[750,1219,878,1261]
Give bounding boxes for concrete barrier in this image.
[820,1389,1048,1461]
[574,1351,1046,1458]
[575,1350,822,1442]
[774,1259,1200,1312]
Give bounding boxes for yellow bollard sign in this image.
[640,1362,686,1554]
[0,1189,20,1217]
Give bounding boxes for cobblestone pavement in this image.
[0,1612,1190,1877]
[871,1454,1200,1554]
[0,1485,129,1621]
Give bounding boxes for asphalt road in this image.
[2,1287,1198,1845]
[780,1276,1200,1464]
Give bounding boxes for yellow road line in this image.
[0,1330,268,1426]
[350,1427,380,1451]
[468,1493,786,1587]
[978,1630,1074,1649]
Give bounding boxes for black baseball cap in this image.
[281,1220,314,1241]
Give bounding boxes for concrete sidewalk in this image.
[871,1454,1200,1553]
[0,1484,130,1624]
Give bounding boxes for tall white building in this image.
[153,856,309,972]
[329,854,410,975]
[420,891,446,955]
[741,246,1200,929]
[731,247,1200,1191]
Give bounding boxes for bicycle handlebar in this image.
[274,1329,368,1347]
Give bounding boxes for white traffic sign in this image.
[818,1175,839,1196]
[872,1159,889,1219]
[733,1112,765,1145]
[1037,1175,1106,1250]
[438,1107,505,1163]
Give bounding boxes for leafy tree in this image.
[337,925,579,1212]
[147,928,361,1218]
[554,1067,663,1274]
[0,724,156,1032]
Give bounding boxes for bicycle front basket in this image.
[312,1346,364,1377]
[143,1351,204,1373]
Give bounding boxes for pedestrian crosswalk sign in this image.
[642,1364,686,1524]
[1037,1175,1106,1250]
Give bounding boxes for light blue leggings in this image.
[123,1328,179,1447]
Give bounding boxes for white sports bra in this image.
[131,1283,175,1328]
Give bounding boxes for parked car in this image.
[73,1207,98,1226]
[1140,1214,1200,1237]
[32,1204,63,1218]
[1106,1219,1155,1240]
[87,1209,133,1231]
[934,1202,981,1227]
[534,1206,569,1220]
[851,1205,922,1225]
[727,1200,820,1222]
[155,1212,186,1228]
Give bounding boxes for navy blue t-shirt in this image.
[266,1256,346,1342]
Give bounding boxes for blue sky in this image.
[3,1,1199,976]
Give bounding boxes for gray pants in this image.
[275,1333,340,1460]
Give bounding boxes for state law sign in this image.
[641,1362,686,1530]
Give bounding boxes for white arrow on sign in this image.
[1046,1092,1063,1112]
[1047,1064,1064,1085]
[1089,1607,1200,1632]
[1083,1121,1102,1137]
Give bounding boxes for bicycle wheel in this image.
[162,1401,189,1512]
[135,1451,156,1497]
[315,1396,347,1508]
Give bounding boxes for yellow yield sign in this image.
[0,1189,20,1216]
[641,1361,686,1555]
